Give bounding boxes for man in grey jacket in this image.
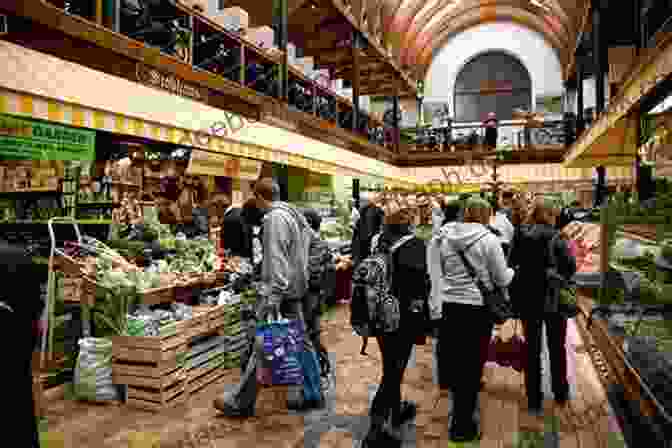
[214,178,324,416]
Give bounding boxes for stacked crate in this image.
[220,296,246,368]
[113,303,247,411]
[185,306,229,395]
[111,320,190,411]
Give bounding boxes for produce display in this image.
[126,304,194,337]
[415,224,433,241]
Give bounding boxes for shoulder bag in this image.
[452,239,514,325]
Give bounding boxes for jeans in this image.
[439,303,493,430]
[521,316,569,409]
[225,298,321,411]
[369,327,415,425]
[303,290,322,350]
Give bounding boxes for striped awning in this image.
[0,87,417,190]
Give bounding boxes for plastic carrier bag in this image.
[255,316,304,386]
[73,337,120,402]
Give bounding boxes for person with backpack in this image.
[353,198,430,447]
[301,207,335,391]
[351,193,385,268]
[427,198,514,442]
[214,178,324,416]
[508,197,576,422]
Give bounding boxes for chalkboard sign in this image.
[0,223,109,258]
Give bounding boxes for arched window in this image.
[453,51,532,122]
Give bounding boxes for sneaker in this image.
[213,396,254,418]
[555,391,569,406]
[394,401,417,426]
[448,419,481,442]
[287,394,326,412]
[528,406,544,417]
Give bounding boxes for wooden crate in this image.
[188,363,229,395]
[189,308,211,339]
[139,285,175,305]
[125,377,187,412]
[111,319,189,363]
[54,253,85,276]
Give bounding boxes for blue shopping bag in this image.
[255,316,305,386]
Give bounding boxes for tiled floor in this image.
[39,306,626,447]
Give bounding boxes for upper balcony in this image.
[396,117,571,167]
[0,0,416,164]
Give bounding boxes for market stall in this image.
[561,180,672,446]
[39,216,257,412]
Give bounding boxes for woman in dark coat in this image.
[508,197,577,418]
[363,198,430,447]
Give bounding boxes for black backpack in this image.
[350,233,414,338]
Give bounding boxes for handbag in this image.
[486,321,527,372]
[453,240,514,325]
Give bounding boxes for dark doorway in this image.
[454,51,532,122]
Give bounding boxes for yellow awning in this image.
[564,35,672,168]
[0,87,419,187]
[563,113,639,168]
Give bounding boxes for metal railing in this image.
[402,118,570,152]
[42,0,387,147]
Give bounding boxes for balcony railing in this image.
[401,118,571,152]
[39,0,387,147]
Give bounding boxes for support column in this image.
[634,0,641,55]
[563,79,577,146]
[352,31,362,133]
[576,52,585,136]
[592,0,605,116]
[392,93,400,153]
[352,178,360,210]
[274,0,289,100]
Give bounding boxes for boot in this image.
[213,394,254,418]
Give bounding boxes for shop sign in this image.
[0,113,95,160]
[136,63,204,101]
[187,149,261,180]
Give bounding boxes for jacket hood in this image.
[439,222,490,250]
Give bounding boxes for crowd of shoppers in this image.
[208,181,578,446]
[347,189,578,444]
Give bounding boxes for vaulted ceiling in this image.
[232,0,590,86]
[363,0,588,81]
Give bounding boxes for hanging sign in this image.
[0,113,95,160]
[187,149,261,180]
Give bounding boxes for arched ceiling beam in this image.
[416,15,569,80]
[413,4,570,65]
[399,0,572,66]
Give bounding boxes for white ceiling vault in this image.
[351,0,588,82]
